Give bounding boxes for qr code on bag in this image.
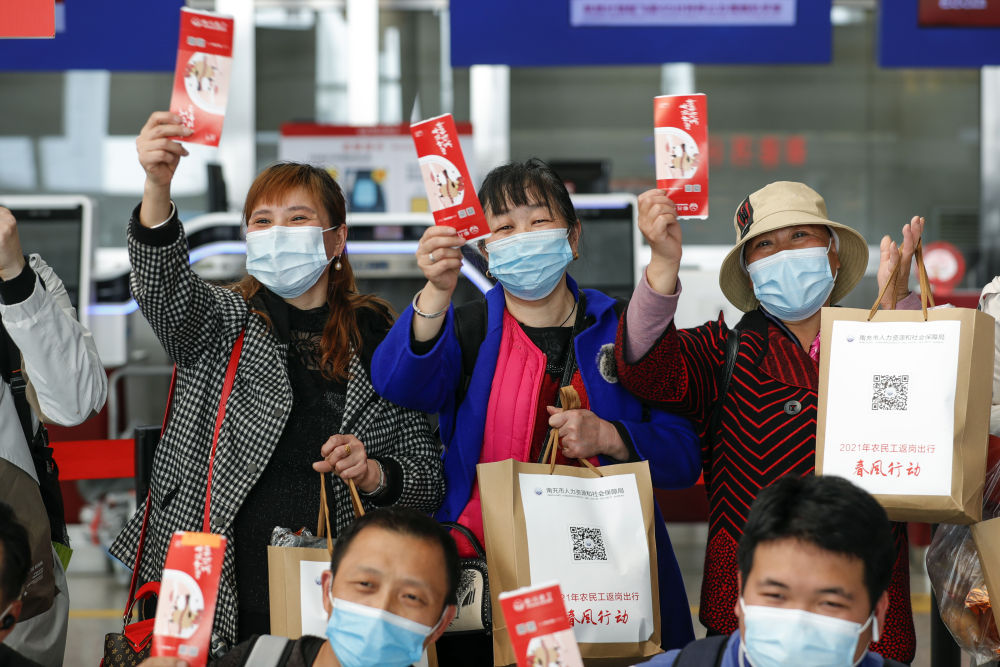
[871,374,909,411]
[570,526,608,561]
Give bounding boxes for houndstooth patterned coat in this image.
[109,209,444,650]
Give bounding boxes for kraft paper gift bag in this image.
[477,456,661,666]
[267,474,336,639]
[817,241,994,524]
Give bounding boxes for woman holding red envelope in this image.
[370,158,702,662]
[110,111,445,653]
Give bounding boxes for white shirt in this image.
[0,254,107,667]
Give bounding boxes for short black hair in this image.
[477,158,578,233]
[737,475,895,610]
[330,507,459,607]
[0,502,30,607]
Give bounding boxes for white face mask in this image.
[739,598,876,667]
[245,225,337,299]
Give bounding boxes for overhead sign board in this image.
[451,0,831,66]
[880,0,1000,67]
[0,0,184,70]
[570,1,796,27]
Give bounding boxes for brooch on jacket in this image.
[597,343,618,384]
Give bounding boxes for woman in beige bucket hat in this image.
[612,182,925,663]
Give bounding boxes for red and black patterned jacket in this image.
[615,308,915,663]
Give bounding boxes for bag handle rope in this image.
[541,386,603,477]
[315,474,365,557]
[869,238,934,321]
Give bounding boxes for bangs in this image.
[243,162,345,227]
[481,178,557,219]
[478,158,577,227]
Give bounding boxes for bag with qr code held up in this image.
[816,240,994,524]
[477,387,661,666]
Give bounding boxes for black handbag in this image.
[441,522,491,635]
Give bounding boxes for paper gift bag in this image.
[817,242,994,523]
[267,545,334,638]
[268,474,336,638]
[478,458,661,666]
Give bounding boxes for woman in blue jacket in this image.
[371,158,701,662]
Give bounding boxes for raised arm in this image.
[136,111,191,227]
[410,225,463,342]
[622,190,683,361]
[129,111,240,367]
[370,304,465,414]
[0,211,107,425]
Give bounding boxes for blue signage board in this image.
[879,0,1000,67]
[450,0,832,67]
[0,0,185,71]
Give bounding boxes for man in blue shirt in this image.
[642,475,907,667]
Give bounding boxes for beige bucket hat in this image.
[718,181,869,312]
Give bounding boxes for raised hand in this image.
[877,216,925,308]
[136,111,191,227]
[0,208,26,282]
[637,189,682,296]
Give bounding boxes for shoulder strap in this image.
[122,329,245,623]
[2,330,35,444]
[674,635,730,667]
[203,329,245,533]
[244,635,291,667]
[707,325,741,448]
[123,364,179,626]
[452,299,487,405]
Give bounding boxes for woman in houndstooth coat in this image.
[110,111,445,653]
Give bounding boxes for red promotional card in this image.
[654,94,709,219]
[410,114,489,243]
[151,532,227,666]
[499,581,584,667]
[0,0,54,38]
[169,8,234,147]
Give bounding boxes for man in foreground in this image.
[642,475,908,666]
[141,506,458,667]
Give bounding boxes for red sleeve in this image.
[615,310,730,428]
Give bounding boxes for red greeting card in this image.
[169,8,234,147]
[654,94,709,219]
[151,532,227,666]
[499,581,583,667]
[410,114,489,243]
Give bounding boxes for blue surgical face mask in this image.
[485,228,574,301]
[746,241,836,322]
[245,225,336,299]
[739,598,876,667]
[325,597,436,667]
